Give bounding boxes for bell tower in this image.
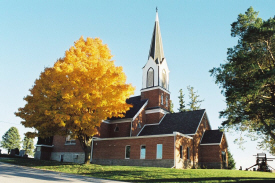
[141,10,170,124]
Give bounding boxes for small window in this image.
[222,151,226,162]
[180,146,183,159]
[187,147,190,160]
[156,144,163,159]
[166,96,168,107]
[125,145,131,159]
[36,147,41,151]
[138,121,142,128]
[60,154,64,162]
[140,145,146,159]
[114,125,119,132]
[162,69,167,89]
[65,135,76,145]
[147,68,154,87]
[161,93,163,105]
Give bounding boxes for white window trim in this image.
[125,145,131,159]
[65,135,76,145]
[140,86,171,94]
[140,145,146,159]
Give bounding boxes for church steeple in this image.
[142,10,169,91]
[141,9,170,119]
[148,10,165,64]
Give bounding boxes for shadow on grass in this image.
[2,157,275,183]
[126,177,275,183]
[81,170,275,183]
[0,156,76,167]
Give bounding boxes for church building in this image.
[35,11,228,169]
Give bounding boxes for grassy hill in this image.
[0,157,275,182]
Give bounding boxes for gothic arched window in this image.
[162,69,167,89]
[147,68,154,87]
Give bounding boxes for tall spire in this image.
[148,9,165,64]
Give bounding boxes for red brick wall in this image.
[220,135,228,166]
[146,113,164,124]
[96,122,110,138]
[131,108,146,136]
[52,135,83,153]
[108,122,131,137]
[193,113,211,164]
[92,136,174,160]
[175,135,194,168]
[96,122,131,138]
[141,88,170,111]
[199,135,228,168]
[175,135,193,161]
[199,145,221,163]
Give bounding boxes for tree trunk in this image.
[78,135,92,164]
[84,145,91,164]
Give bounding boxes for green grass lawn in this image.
[1,157,275,182]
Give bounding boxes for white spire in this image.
[148,9,164,64]
[156,11,159,22]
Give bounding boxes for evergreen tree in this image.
[169,100,174,113]
[187,86,204,111]
[22,136,35,156]
[210,7,275,153]
[1,127,21,154]
[178,89,186,112]
[227,149,236,169]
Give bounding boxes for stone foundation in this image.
[51,152,85,164]
[176,159,193,169]
[92,159,174,168]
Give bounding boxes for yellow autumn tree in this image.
[15,37,135,163]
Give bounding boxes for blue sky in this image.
[1,0,275,169]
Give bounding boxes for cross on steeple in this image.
[156,7,158,12]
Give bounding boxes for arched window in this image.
[138,121,142,128]
[147,68,154,87]
[114,125,119,132]
[162,69,167,89]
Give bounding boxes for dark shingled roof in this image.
[109,96,148,120]
[139,109,205,136]
[200,130,223,144]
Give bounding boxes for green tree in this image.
[227,149,236,169]
[187,86,204,111]
[210,7,275,153]
[178,89,186,112]
[1,127,21,154]
[169,100,174,113]
[22,136,34,156]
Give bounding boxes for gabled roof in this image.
[139,109,205,136]
[109,96,148,120]
[200,130,223,145]
[148,11,165,64]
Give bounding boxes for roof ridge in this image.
[170,109,206,115]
